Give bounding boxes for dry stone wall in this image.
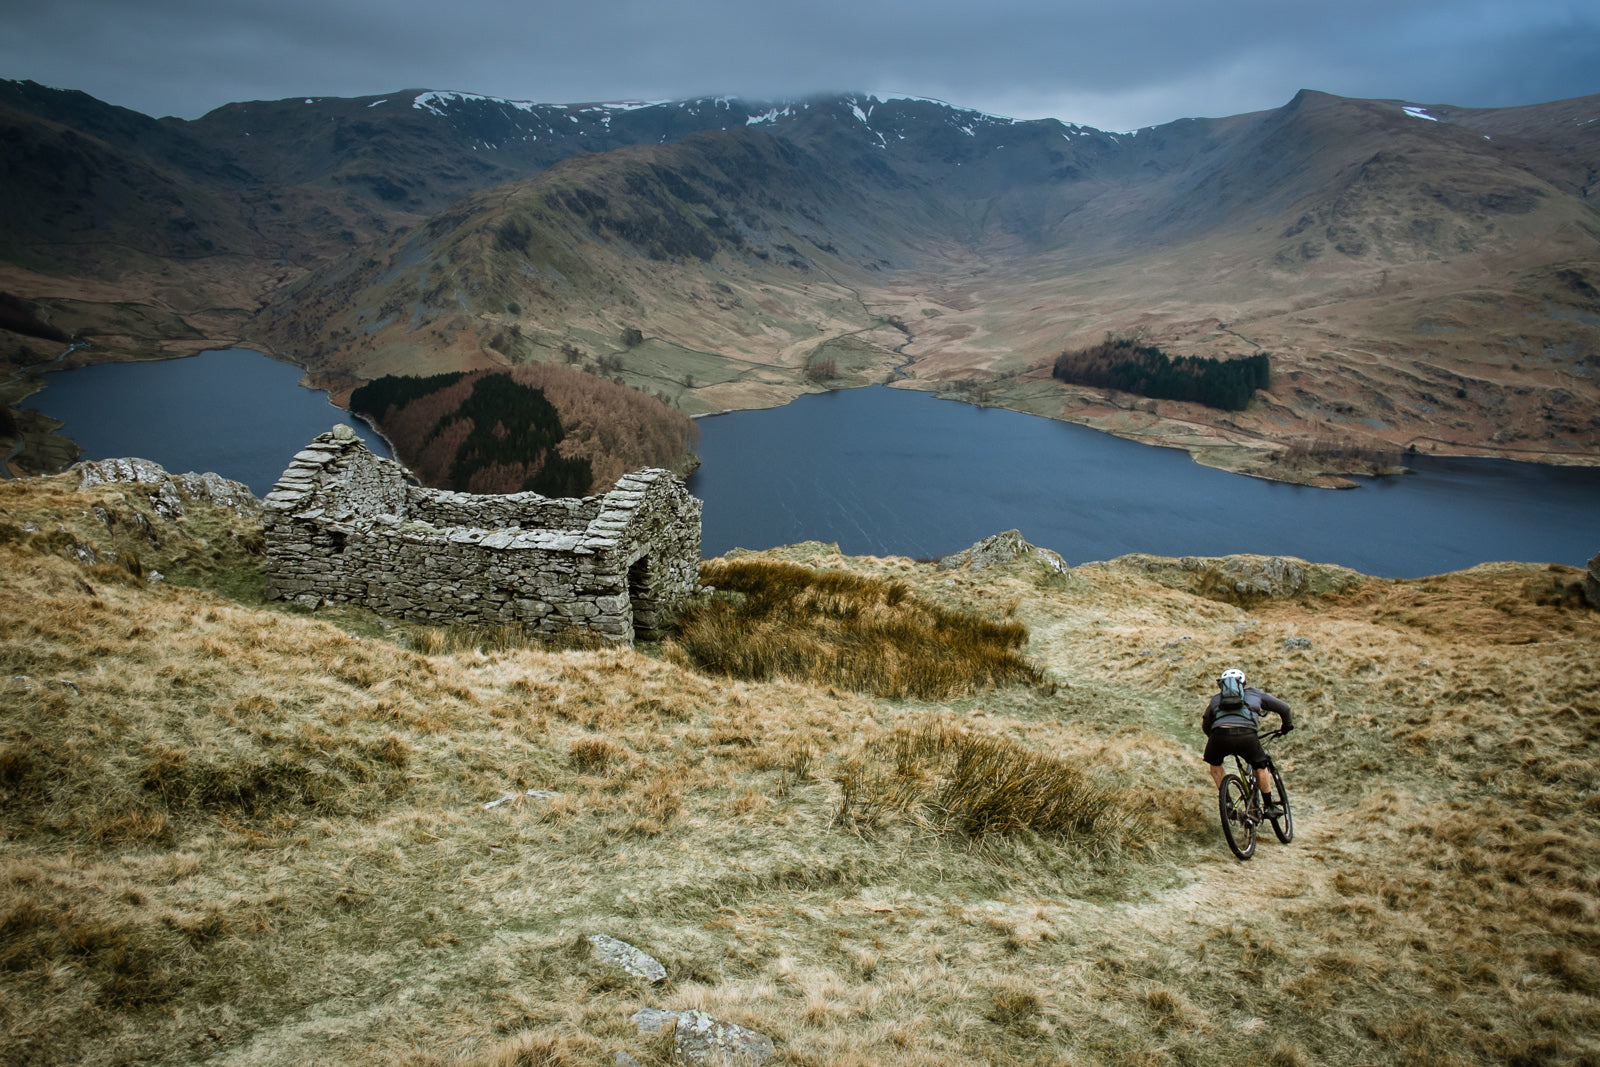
[262,425,702,644]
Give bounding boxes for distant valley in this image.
[2,79,1597,487]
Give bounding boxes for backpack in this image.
[1218,673,1246,711]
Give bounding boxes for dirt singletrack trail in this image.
[1129,792,1345,926]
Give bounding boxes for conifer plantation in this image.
[350,364,698,496]
[1053,339,1271,412]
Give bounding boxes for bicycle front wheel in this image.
[1219,774,1256,860]
[1268,766,1293,844]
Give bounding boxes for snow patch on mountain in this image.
[413,90,540,117]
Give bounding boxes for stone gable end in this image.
[262,425,702,644]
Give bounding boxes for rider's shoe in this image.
[1263,799,1284,818]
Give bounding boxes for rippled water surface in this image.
[687,385,1600,577]
[24,356,1600,578]
[24,348,391,495]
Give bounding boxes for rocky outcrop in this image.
[1587,552,1600,609]
[73,457,259,520]
[1121,552,1368,602]
[939,529,1068,575]
[262,426,702,644]
[1189,554,1312,599]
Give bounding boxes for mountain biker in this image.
[1203,668,1293,816]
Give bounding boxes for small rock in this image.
[1282,637,1311,650]
[151,481,186,520]
[674,1009,775,1065]
[626,1009,775,1064]
[481,789,562,811]
[589,935,667,982]
[629,1007,681,1035]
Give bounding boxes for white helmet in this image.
[1219,668,1247,689]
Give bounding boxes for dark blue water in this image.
[22,355,1599,578]
[687,385,1600,577]
[21,348,392,495]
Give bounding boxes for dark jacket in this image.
[1203,687,1292,735]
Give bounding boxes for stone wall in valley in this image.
[261,425,702,644]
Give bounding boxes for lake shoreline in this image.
[12,348,392,495]
[889,376,1600,491]
[12,345,1600,495]
[686,383,1600,575]
[11,348,1600,575]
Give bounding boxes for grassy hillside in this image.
[250,128,918,417]
[1,471,1597,1065]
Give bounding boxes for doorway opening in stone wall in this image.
[628,556,657,640]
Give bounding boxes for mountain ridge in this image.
[2,79,1597,485]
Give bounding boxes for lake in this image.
[686,385,1600,577]
[18,349,1600,578]
[20,348,392,493]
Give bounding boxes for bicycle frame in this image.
[1217,726,1291,861]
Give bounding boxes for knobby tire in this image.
[1219,774,1256,860]
[1268,765,1294,844]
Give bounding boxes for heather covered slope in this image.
[2,470,1597,1065]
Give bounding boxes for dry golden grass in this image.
[836,717,1153,854]
[2,472,1598,1066]
[669,559,1049,699]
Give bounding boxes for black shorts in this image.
[1204,726,1272,769]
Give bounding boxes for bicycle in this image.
[1217,727,1293,861]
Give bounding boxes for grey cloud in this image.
[1,0,1594,130]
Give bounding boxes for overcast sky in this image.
[3,0,1597,132]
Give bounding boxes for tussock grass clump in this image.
[837,719,1152,853]
[0,866,187,1009]
[670,559,1049,698]
[568,736,628,773]
[411,622,542,656]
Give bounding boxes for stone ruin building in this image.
[261,425,702,645]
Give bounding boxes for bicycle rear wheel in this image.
[1219,774,1256,860]
[1268,766,1293,844]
